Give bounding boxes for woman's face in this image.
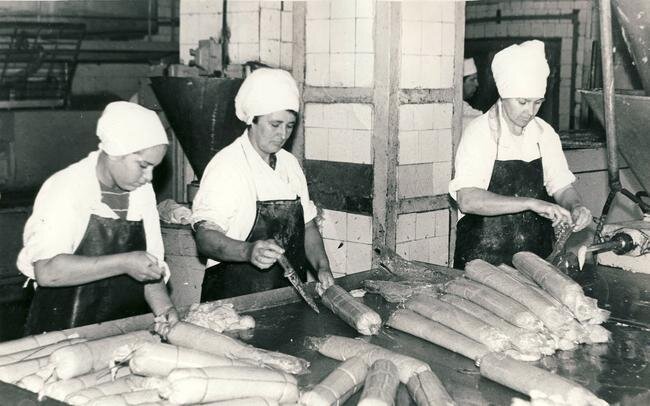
[501,97,544,129]
[108,144,167,191]
[248,110,297,158]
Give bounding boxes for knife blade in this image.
[277,254,320,313]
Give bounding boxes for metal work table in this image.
[2,265,649,405]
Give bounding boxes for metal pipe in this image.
[598,0,621,190]
[222,0,229,74]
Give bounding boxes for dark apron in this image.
[24,214,150,335]
[200,197,310,302]
[454,104,554,269]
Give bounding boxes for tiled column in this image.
[393,1,464,267]
[299,0,376,278]
[296,0,464,273]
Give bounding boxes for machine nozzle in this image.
[587,232,636,255]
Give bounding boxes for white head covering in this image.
[235,68,299,125]
[97,101,168,156]
[463,58,477,77]
[491,40,550,99]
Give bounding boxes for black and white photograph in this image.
[0,0,648,404]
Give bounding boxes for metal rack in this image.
[0,22,84,109]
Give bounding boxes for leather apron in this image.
[200,198,310,301]
[200,142,310,302]
[24,214,149,335]
[453,104,554,269]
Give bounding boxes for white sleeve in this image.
[190,156,245,234]
[448,120,497,201]
[138,184,165,261]
[16,177,83,278]
[539,122,576,196]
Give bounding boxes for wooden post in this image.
[372,1,401,260]
[291,2,307,166]
[449,2,466,267]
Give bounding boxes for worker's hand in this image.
[247,239,285,269]
[153,305,179,339]
[528,199,572,227]
[317,268,335,291]
[570,205,592,232]
[122,251,166,282]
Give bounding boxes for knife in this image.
[276,254,320,313]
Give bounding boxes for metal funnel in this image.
[150,76,246,179]
[580,89,650,193]
[612,0,650,95]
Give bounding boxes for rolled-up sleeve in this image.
[539,124,576,195]
[16,178,83,279]
[448,121,497,201]
[136,184,165,261]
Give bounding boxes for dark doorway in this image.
[465,38,562,129]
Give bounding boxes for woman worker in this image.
[462,57,483,129]
[191,68,335,301]
[449,40,592,269]
[17,101,178,335]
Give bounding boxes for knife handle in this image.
[277,254,294,277]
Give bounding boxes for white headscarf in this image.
[492,40,550,99]
[235,68,300,125]
[97,101,168,156]
[463,58,477,77]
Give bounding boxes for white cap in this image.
[463,58,477,76]
[491,40,550,99]
[235,68,300,125]
[97,102,168,156]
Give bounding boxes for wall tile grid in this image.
[400,1,455,89]
[304,102,373,275]
[305,0,375,87]
[397,103,453,199]
[304,103,373,164]
[465,0,594,129]
[396,210,450,266]
[320,209,373,277]
[180,0,292,69]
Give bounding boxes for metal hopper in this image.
[581,89,650,194]
[150,76,246,179]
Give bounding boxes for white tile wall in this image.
[347,213,372,244]
[321,209,347,240]
[321,209,373,275]
[432,161,452,196]
[260,7,281,40]
[305,1,375,87]
[397,213,417,243]
[398,104,453,168]
[396,209,450,266]
[400,1,455,89]
[330,53,356,87]
[305,103,373,164]
[323,239,346,275]
[180,0,292,68]
[306,53,330,86]
[356,0,374,19]
[347,242,373,274]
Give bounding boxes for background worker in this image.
[462,57,483,129]
[192,68,334,301]
[449,40,592,269]
[17,101,178,335]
